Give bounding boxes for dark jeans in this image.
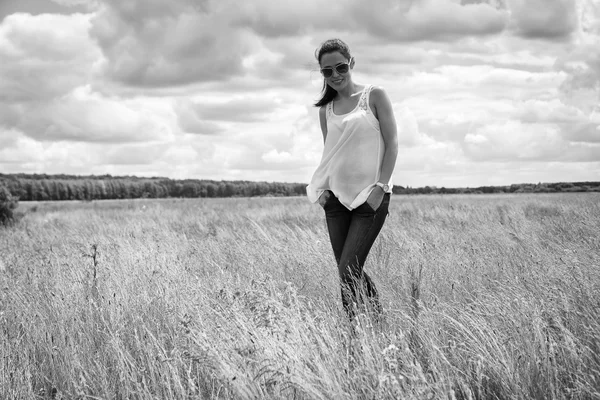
[321,190,390,319]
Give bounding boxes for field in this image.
[1,193,599,399]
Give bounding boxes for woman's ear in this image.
[350,57,355,69]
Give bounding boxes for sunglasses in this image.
[320,60,351,78]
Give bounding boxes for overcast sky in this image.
[0,0,599,187]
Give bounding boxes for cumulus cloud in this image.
[0,130,93,172]
[0,130,175,176]
[556,51,600,115]
[517,99,583,123]
[395,105,422,147]
[551,0,600,120]
[0,11,178,144]
[0,12,100,102]
[50,0,98,7]
[507,0,578,39]
[559,122,600,143]
[178,96,283,123]
[462,120,584,162]
[0,0,92,20]
[352,0,508,41]
[233,0,347,38]
[89,0,255,87]
[235,0,508,43]
[8,86,173,143]
[174,91,302,135]
[87,0,513,90]
[262,149,294,164]
[103,143,170,165]
[175,99,227,135]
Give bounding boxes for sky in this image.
[0,0,599,188]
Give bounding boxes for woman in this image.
[306,38,398,320]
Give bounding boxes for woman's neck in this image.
[335,81,358,99]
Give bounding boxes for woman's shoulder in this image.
[367,84,386,96]
[367,85,391,104]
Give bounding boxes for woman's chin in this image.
[329,80,347,91]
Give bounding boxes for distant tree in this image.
[181,182,198,197]
[206,184,217,197]
[217,183,227,197]
[0,185,18,226]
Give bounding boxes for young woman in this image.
[306,38,399,320]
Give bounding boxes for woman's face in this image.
[320,51,353,91]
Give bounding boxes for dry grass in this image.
[1,194,599,399]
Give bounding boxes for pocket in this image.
[361,199,379,213]
[380,193,391,214]
[318,190,331,207]
[366,200,380,213]
[365,193,389,213]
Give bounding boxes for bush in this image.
[0,185,18,226]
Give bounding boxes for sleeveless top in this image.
[306,84,393,210]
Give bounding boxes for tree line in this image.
[1,173,598,202]
[0,174,307,201]
[396,181,600,195]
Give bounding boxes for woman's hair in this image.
[314,38,352,107]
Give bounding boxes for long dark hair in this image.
[314,39,352,108]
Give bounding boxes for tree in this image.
[0,185,18,226]
[206,184,217,197]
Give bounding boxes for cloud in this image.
[552,0,600,114]
[0,129,25,161]
[352,0,508,41]
[103,143,170,165]
[556,49,600,115]
[175,100,227,135]
[210,108,323,177]
[50,0,98,7]
[233,0,346,38]
[4,85,174,143]
[0,0,93,21]
[579,0,600,36]
[507,0,578,39]
[238,0,509,41]
[519,100,574,124]
[0,12,100,102]
[173,91,301,135]
[178,96,283,123]
[0,130,90,171]
[0,129,180,176]
[462,120,593,162]
[0,12,179,144]
[87,0,511,91]
[395,105,422,147]
[89,0,255,87]
[418,114,479,144]
[559,122,600,143]
[262,149,293,164]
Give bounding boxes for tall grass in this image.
[1,194,599,399]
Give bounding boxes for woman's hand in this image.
[366,186,385,211]
[318,190,331,207]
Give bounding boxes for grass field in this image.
[1,193,599,399]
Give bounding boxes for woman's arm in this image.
[316,105,329,206]
[365,86,398,210]
[319,106,327,144]
[371,86,398,185]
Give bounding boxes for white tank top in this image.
[306,84,392,210]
